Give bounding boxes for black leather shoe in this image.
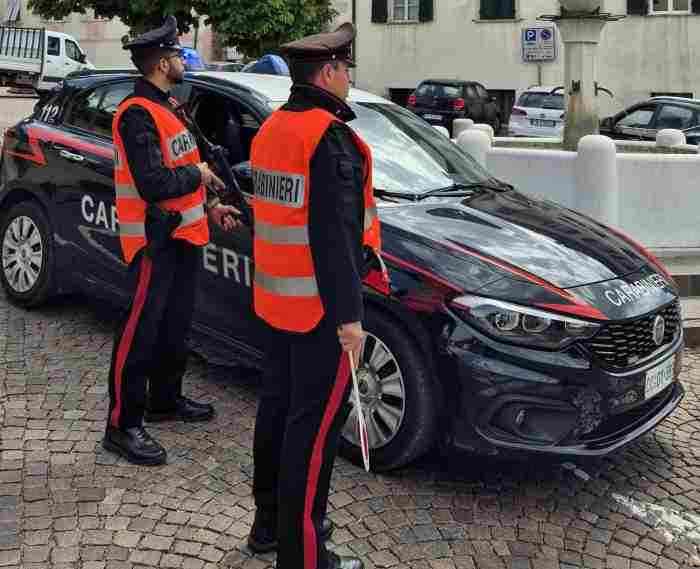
[145,396,215,423]
[247,511,335,553]
[102,426,167,466]
[325,552,364,569]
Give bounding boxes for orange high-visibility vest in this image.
[112,96,209,263]
[250,107,381,333]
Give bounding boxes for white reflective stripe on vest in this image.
[120,221,145,236]
[178,204,205,228]
[254,220,310,245]
[254,270,319,297]
[115,183,140,198]
[364,205,377,230]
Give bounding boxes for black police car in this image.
[0,71,684,471]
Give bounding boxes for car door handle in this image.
[59,149,85,163]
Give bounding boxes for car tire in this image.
[0,201,55,307]
[339,308,440,471]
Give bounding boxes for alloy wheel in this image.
[2,215,44,293]
[342,332,406,450]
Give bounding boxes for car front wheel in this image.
[0,201,55,307]
[339,308,440,471]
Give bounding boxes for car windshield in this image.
[265,100,496,195]
[347,102,494,194]
[518,92,564,110]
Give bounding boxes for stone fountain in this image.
[539,0,624,150]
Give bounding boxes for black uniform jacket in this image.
[281,84,366,328]
[117,78,202,204]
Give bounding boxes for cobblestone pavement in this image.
[2,289,700,569]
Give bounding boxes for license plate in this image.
[423,114,442,121]
[644,355,675,400]
[530,119,556,127]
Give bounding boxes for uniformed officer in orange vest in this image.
[103,16,240,466]
[248,22,380,569]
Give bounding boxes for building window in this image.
[372,0,433,23]
[652,91,694,98]
[480,0,516,19]
[650,0,690,13]
[392,0,419,21]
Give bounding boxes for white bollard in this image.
[433,125,450,138]
[452,118,474,139]
[656,129,686,147]
[456,129,491,168]
[471,123,495,143]
[575,134,618,226]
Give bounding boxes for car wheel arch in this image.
[363,295,438,378]
[0,188,53,225]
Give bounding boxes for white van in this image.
[0,25,94,93]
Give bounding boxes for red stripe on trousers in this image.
[109,255,153,428]
[303,353,351,569]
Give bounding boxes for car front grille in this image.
[585,300,681,369]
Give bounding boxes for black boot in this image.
[103,426,167,465]
[247,510,335,553]
[145,396,214,423]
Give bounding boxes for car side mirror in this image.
[79,53,87,63]
[600,117,612,130]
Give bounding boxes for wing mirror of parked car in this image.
[600,117,613,130]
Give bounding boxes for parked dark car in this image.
[0,71,684,472]
[407,79,501,135]
[600,96,700,144]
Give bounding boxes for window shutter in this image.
[419,0,434,21]
[371,0,388,23]
[693,0,700,14]
[627,0,647,15]
[480,0,515,20]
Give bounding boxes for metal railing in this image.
[0,26,44,60]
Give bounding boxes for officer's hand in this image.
[337,322,365,365]
[208,204,242,232]
[197,163,226,191]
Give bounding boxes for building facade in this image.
[337,0,700,121]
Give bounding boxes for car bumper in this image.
[444,320,684,458]
[508,120,563,139]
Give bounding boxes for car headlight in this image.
[449,295,601,349]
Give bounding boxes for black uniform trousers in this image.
[107,240,199,429]
[253,316,353,569]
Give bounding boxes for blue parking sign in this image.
[522,26,556,62]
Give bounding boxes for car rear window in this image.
[517,92,565,110]
[417,83,462,99]
[433,84,462,98]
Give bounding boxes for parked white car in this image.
[508,86,565,138]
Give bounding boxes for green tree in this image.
[26,0,336,55]
[195,0,338,58]
[26,0,199,36]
